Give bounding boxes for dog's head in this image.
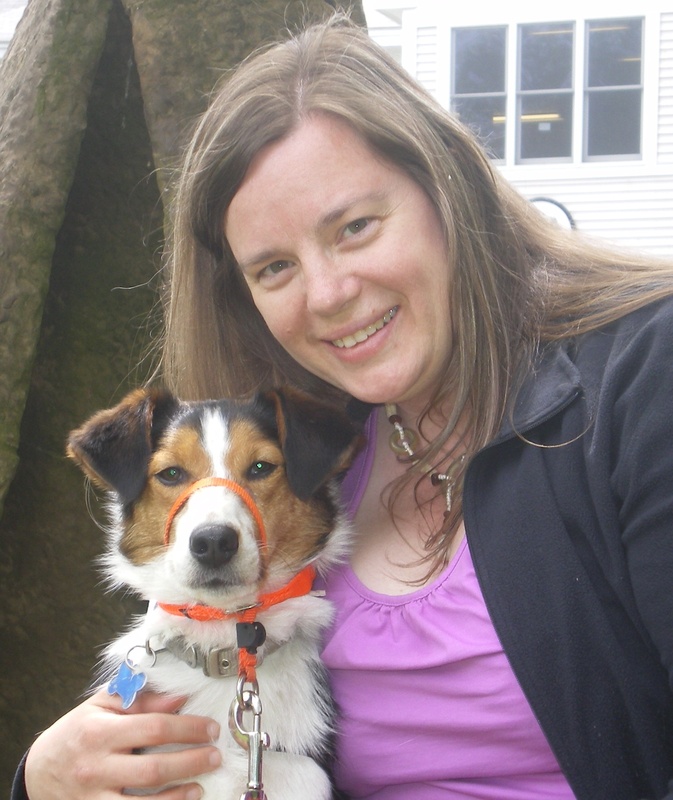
[67,387,362,607]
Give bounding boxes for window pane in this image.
[520,93,573,159]
[588,18,642,88]
[520,23,573,91]
[453,96,506,159]
[587,89,641,156]
[454,27,506,94]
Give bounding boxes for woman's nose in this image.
[303,255,360,317]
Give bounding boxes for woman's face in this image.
[224,114,453,413]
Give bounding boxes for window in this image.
[518,22,574,161]
[585,18,642,159]
[450,17,643,164]
[451,27,507,160]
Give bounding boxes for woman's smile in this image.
[224,113,453,411]
[331,307,398,349]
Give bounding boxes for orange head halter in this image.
[163,476,267,550]
[157,475,316,683]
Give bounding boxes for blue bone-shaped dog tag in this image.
[108,660,148,709]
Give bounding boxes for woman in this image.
[16,13,673,800]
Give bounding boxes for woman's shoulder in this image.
[570,294,673,416]
[575,294,673,366]
[10,752,29,800]
[611,293,673,331]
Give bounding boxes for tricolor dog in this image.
[67,387,362,800]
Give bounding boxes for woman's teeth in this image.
[332,307,398,349]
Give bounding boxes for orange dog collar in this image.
[157,475,317,682]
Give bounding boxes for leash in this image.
[111,474,322,799]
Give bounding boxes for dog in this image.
[67,386,362,800]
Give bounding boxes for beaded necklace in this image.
[384,403,464,515]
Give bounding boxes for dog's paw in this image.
[196,749,332,800]
[261,750,333,800]
[196,750,249,800]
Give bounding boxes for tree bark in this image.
[0,0,113,517]
[0,0,364,792]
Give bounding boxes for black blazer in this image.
[466,297,673,800]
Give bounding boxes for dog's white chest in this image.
[106,599,335,800]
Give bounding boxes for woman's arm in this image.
[17,689,221,800]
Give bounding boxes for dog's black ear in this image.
[264,388,363,501]
[67,387,179,505]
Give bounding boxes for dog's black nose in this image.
[189,524,239,568]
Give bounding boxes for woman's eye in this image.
[344,218,369,237]
[261,260,290,278]
[248,460,277,480]
[156,466,186,485]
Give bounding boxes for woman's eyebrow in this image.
[235,191,390,272]
[236,248,280,273]
[317,191,388,231]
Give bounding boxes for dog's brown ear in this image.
[264,388,363,501]
[67,387,179,505]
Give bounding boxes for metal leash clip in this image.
[229,677,270,800]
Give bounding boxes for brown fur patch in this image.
[121,426,211,563]
[119,411,339,580]
[225,419,337,579]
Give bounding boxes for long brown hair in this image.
[162,13,673,571]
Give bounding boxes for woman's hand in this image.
[24,688,222,800]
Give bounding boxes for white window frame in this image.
[455,17,645,165]
[364,1,661,175]
[515,20,576,165]
[451,25,508,162]
[582,18,644,162]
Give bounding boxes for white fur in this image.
[170,485,262,599]
[97,407,352,800]
[200,408,231,475]
[103,593,339,799]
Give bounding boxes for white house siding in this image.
[503,8,673,259]
[499,169,673,257]
[371,24,402,54]
[659,12,673,164]
[364,1,673,258]
[0,0,25,59]
[415,26,437,97]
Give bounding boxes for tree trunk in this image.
[0,0,365,792]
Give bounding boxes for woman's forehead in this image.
[224,116,405,253]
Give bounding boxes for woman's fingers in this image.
[146,783,206,800]
[98,747,221,791]
[120,688,188,714]
[24,688,221,800]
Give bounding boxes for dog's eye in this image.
[248,461,277,480]
[155,466,186,485]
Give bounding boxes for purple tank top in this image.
[320,410,575,799]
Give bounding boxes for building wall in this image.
[0,0,26,59]
[659,12,673,165]
[364,1,673,257]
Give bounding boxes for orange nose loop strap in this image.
[163,477,267,550]
[159,477,317,685]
